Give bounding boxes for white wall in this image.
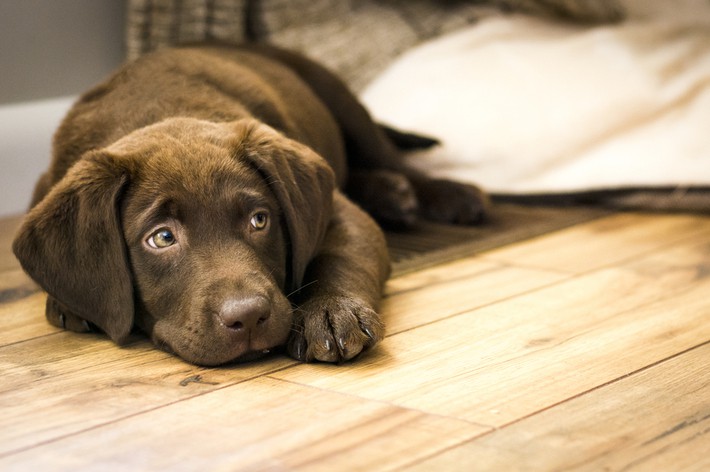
[0,0,126,217]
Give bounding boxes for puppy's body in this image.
[39,47,343,195]
[14,45,486,366]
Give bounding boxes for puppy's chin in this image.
[155,338,274,366]
[150,324,290,366]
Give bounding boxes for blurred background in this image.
[0,0,125,217]
[1,0,706,218]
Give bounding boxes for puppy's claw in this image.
[294,345,304,361]
[288,334,308,361]
[337,337,350,359]
[294,296,383,363]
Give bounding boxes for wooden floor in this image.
[1,211,708,471]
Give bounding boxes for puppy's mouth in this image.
[232,348,274,364]
[151,324,290,366]
[156,338,277,366]
[148,296,293,366]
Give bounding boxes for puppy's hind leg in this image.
[345,169,419,229]
[377,124,489,225]
[253,44,489,225]
[365,125,489,225]
[405,172,489,225]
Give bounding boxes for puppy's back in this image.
[39,47,345,206]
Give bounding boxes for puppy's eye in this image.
[147,228,177,249]
[250,211,269,230]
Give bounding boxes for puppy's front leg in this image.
[288,191,390,363]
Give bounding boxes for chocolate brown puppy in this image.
[13,45,487,366]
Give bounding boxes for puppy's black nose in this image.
[217,296,271,331]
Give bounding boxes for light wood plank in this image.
[0,217,49,345]
[385,256,504,296]
[272,233,710,427]
[0,215,22,273]
[383,263,567,335]
[0,291,54,346]
[0,334,297,455]
[0,377,488,471]
[2,211,708,469]
[407,343,710,472]
[482,213,710,274]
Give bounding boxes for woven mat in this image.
[388,203,611,276]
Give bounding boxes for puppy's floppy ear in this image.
[235,120,336,292]
[12,151,134,343]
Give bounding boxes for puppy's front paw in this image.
[416,178,489,225]
[287,296,384,363]
[46,296,95,333]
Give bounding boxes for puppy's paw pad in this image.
[288,297,384,363]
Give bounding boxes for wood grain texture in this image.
[407,343,710,472]
[0,334,297,455]
[382,262,567,334]
[0,291,51,345]
[482,213,709,274]
[273,218,710,428]
[0,377,488,471]
[0,215,22,273]
[1,212,708,470]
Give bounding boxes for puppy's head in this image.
[13,118,335,365]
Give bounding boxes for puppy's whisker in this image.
[289,325,304,335]
[287,279,319,298]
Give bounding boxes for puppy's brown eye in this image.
[250,212,269,230]
[147,228,176,249]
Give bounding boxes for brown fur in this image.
[13,45,487,366]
